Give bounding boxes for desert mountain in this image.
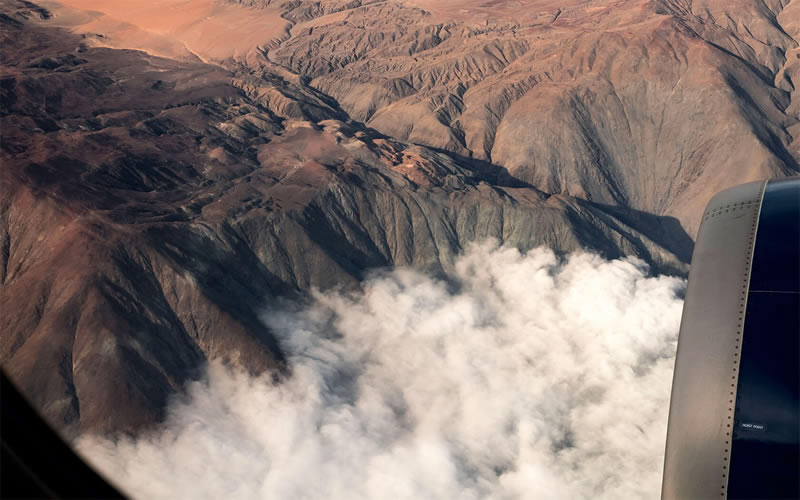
[1,0,797,434]
[270,0,800,232]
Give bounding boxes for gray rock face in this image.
[0,0,795,434]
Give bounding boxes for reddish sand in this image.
[38,0,291,62]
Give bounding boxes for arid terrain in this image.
[1,0,798,435]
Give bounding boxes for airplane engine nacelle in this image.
[662,177,799,499]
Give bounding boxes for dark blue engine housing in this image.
[662,178,800,499]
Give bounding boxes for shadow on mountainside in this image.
[591,203,695,276]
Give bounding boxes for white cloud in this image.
[77,242,684,499]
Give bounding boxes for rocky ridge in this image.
[1,0,797,434]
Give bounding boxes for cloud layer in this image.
[78,243,684,499]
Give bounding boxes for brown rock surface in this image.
[1,0,796,434]
[295,0,799,233]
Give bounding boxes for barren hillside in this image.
[1,0,797,434]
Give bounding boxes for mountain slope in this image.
[1,0,695,434]
[3,0,799,436]
[269,0,800,233]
